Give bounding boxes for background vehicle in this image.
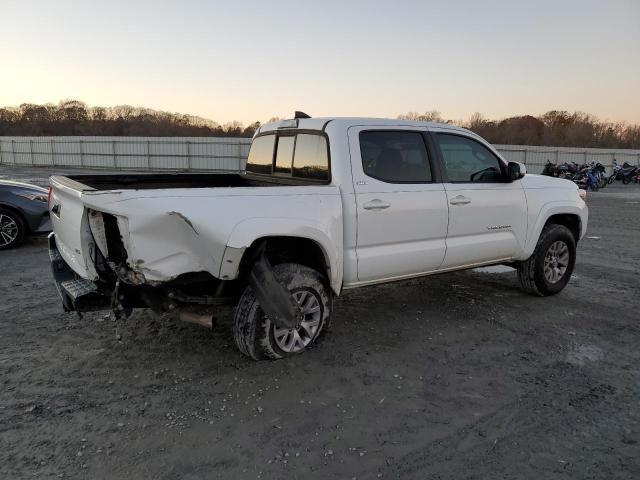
[0,180,51,250]
[543,161,608,191]
[608,162,639,184]
[48,116,588,360]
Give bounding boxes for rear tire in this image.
[0,208,26,250]
[233,263,332,360]
[517,224,576,296]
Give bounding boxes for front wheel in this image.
[233,263,332,360]
[517,224,576,296]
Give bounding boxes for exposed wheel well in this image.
[239,236,330,280]
[545,214,581,243]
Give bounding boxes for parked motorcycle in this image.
[543,161,607,191]
[542,160,559,177]
[608,162,639,184]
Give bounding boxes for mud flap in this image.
[248,248,301,329]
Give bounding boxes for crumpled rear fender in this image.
[100,210,225,283]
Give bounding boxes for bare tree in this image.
[398,110,444,122]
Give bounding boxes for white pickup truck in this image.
[48,115,588,360]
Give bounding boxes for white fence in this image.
[497,144,640,174]
[1,136,639,174]
[0,136,250,172]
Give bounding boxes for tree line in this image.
[1,101,638,148]
[0,100,260,137]
[398,110,640,149]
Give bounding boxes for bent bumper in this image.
[48,233,110,312]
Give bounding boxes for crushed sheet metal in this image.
[167,211,199,235]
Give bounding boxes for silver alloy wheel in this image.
[543,240,569,284]
[0,214,19,247]
[273,290,322,353]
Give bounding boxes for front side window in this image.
[436,134,504,183]
[359,131,432,183]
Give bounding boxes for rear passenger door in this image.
[348,127,449,283]
[433,132,527,268]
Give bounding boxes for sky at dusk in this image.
[1,0,639,125]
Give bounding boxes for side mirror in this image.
[507,161,526,182]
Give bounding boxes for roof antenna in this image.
[294,111,311,119]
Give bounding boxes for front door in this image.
[433,132,527,268]
[348,127,449,283]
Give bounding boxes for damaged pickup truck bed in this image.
[48,115,588,360]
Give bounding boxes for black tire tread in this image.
[517,223,576,297]
[232,263,332,361]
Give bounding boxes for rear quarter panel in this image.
[83,185,344,291]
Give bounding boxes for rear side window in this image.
[436,134,504,183]
[246,135,275,174]
[246,133,329,181]
[359,131,432,183]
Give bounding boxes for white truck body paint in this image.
[49,117,588,295]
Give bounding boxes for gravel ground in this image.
[1,165,639,479]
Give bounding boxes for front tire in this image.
[233,263,332,360]
[517,224,576,296]
[0,208,25,250]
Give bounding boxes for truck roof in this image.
[257,117,474,136]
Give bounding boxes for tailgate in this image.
[49,176,98,280]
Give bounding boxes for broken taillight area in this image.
[88,209,129,275]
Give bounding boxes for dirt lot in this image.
[1,166,639,479]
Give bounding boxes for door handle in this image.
[449,195,471,206]
[363,199,391,210]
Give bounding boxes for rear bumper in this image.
[34,213,51,233]
[48,233,111,312]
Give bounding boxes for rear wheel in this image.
[0,208,25,250]
[233,263,332,360]
[517,224,576,296]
